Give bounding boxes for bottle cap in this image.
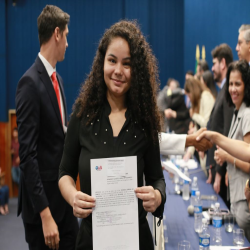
[215,202,220,208]
[202,218,207,223]
[196,191,200,196]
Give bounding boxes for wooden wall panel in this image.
[0,111,19,198]
[9,110,18,197]
[0,122,13,196]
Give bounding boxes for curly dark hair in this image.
[225,60,250,107]
[74,20,161,143]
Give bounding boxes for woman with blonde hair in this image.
[183,77,215,168]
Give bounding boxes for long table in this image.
[163,166,250,250]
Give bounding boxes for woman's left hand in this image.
[214,146,228,166]
[135,186,162,213]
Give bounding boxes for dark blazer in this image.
[207,83,234,179]
[167,92,190,134]
[157,87,190,134]
[15,56,72,225]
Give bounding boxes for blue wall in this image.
[0,1,7,121]
[2,0,250,122]
[184,0,250,78]
[1,0,184,121]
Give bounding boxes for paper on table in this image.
[161,160,191,182]
[175,159,198,169]
[91,156,139,250]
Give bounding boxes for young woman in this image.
[183,77,214,163]
[58,21,166,250]
[201,70,218,99]
[197,60,250,240]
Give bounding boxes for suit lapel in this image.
[35,57,64,132]
[229,103,246,138]
[229,114,240,138]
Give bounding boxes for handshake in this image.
[159,127,214,157]
[185,127,213,152]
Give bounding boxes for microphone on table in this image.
[187,205,194,215]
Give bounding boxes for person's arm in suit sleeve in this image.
[214,95,233,193]
[215,97,233,175]
[16,76,49,213]
[16,76,60,247]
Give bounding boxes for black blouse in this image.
[59,101,166,250]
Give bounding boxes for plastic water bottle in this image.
[182,167,190,200]
[163,214,168,243]
[199,218,210,250]
[212,202,222,246]
[194,191,203,233]
[191,176,198,205]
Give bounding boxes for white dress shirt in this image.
[38,53,66,127]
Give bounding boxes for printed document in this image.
[91,156,139,250]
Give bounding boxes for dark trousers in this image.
[23,213,79,250]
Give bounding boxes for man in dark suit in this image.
[206,44,234,208]
[15,5,78,250]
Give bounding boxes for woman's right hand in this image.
[214,146,228,166]
[72,191,96,218]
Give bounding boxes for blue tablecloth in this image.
[163,167,250,250]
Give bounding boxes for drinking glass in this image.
[224,214,234,232]
[178,240,191,250]
[233,228,245,246]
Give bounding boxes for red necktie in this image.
[51,72,63,124]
